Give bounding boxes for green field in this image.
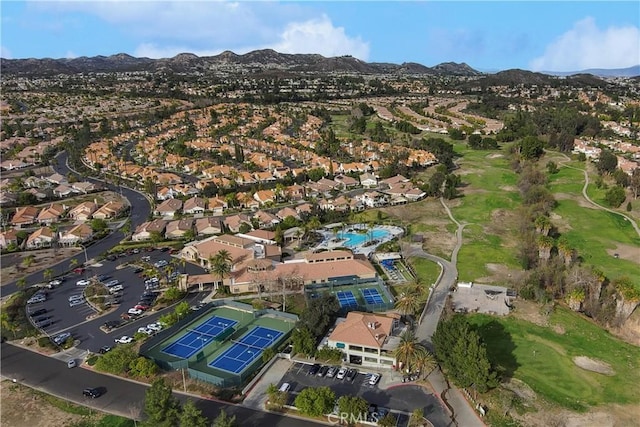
[470,307,640,411]
[410,257,441,286]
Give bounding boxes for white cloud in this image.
[30,1,369,60]
[530,17,640,71]
[1,45,12,59]
[270,15,369,60]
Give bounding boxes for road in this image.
[2,151,153,295]
[0,343,326,426]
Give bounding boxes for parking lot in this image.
[276,362,451,427]
[25,248,207,353]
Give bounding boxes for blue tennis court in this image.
[336,290,358,308]
[161,316,237,359]
[208,326,283,374]
[361,288,384,305]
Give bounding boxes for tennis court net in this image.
[186,328,220,341]
[230,339,268,352]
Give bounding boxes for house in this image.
[357,191,389,208]
[182,197,207,215]
[26,227,55,249]
[207,197,227,215]
[11,206,40,228]
[359,173,378,188]
[276,206,300,221]
[156,187,176,201]
[195,216,223,236]
[36,203,66,225]
[334,175,359,190]
[238,229,277,245]
[326,311,402,369]
[154,198,183,219]
[92,201,125,220]
[68,201,97,222]
[252,210,280,229]
[44,173,66,185]
[285,184,306,201]
[58,223,94,246]
[25,188,48,201]
[224,214,252,233]
[165,218,194,240]
[253,189,276,206]
[71,181,98,194]
[0,228,19,249]
[132,219,168,242]
[53,184,76,198]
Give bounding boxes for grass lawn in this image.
[410,257,441,286]
[457,225,521,281]
[469,307,640,411]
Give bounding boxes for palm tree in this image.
[210,249,232,291]
[395,292,422,317]
[43,268,54,283]
[69,258,79,270]
[414,350,437,380]
[16,277,27,290]
[556,236,574,266]
[21,254,35,269]
[537,235,554,262]
[393,330,427,373]
[534,215,552,236]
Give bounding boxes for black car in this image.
[317,365,330,377]
[132,267,144,274]
[30,308,47,317]
[105,254,117,261]
[345,368,358,382]
[308,363,321,375]
[104,320,121,330]
[159,247,170,252]
[99,346,112,354]
[83,387,102,398]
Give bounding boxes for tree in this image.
[90,218,109,232]
[16,277,27,289]
[129,356,159,378]
[265,383,287,411]
[144,378,181,427]
[394,292,422,317]
[408,408,425,427]
[210,249,232,289]
[393,330,427,372]
[432,315,498,392]
[211,409,237,427]
[337,395,369,426]
[298,293,340,337]
[21,254,35,269]
[291,326,316,356]
[95,344,138,374]
[596,149,618,175]
[294,386,335,417]
[43,268,54,283]
[604,185,626,208]
[179,400,208,427]
[518,136,544,160]
[630,168,640,199]
[378,413,397,427]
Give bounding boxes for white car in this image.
[47,279,63,289]
[69,298,85,307]
[76,279,91,286]
[104,279,120,287]
[147,323,163,332]
[137,326,153,335]
[109,285,124,294]
[368,373,381,385]
[128,308,143,316]
[27,295,46,304]
[114,336,133,344]
[336,368,348,380]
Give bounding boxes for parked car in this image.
[68,294,84,302]
[345,368,358,382]
[153,260,168,268]
[83,387,102,398]
[278,383,291,392]
[76,279,91,286]
[147,323,163,332]
[109,285,124,294]
[336,368,348,380]
[114,336,133,344]
[308,364,321,375]
[27,295,46,304]
[317,365,330,377]
[69,298,85,307]
[326,366,338,378]
[104,279,120,287]
[132,267,144,274]
[99,346,112,354]
[52,332,71,345]
[67,359,77,368]
[29,308,47,317]
[47,279,63,289]
[35,318,52,328]
[96,274,109,282]
[368,373,381,385]
[103,320,121,330]
[127,308,143,316]
[137,326,153,335]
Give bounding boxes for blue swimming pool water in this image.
[337,229,390,247]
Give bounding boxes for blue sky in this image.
[1,1,639,72]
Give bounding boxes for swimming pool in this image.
[337,229,390,247]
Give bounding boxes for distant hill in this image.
[0,49,484,77]
[542,65,640,78]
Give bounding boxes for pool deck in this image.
[315,224,404,257]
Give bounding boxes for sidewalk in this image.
[242,358,291,410]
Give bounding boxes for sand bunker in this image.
[573,356,615,376]
[606,244,640,264]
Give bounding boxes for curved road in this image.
[2,151,152,295]
[0,343,324,426]
[559,154,640,238]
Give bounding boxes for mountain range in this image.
[1,49,637,79]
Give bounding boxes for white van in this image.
[278,383,291,392]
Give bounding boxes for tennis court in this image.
[336,290,358,308]
[361,288,385,305]
[161,315,238,359]
[208,326,283,374]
